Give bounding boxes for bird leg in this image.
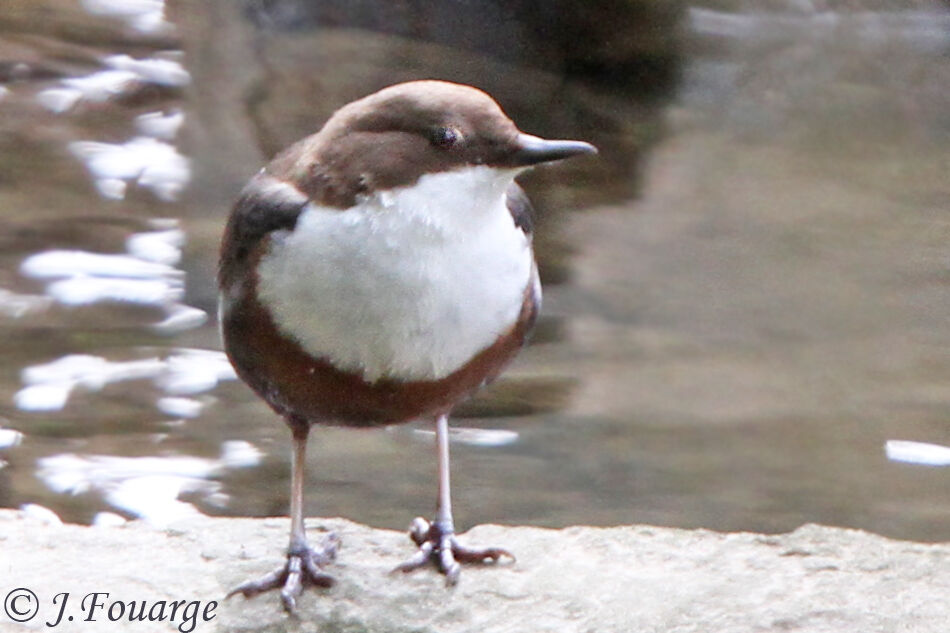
[227,427,338,613]
[392,414,514,585]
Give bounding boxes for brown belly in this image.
[221,280,538,430]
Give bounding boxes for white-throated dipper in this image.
[218,80,596,611]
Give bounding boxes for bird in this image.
[218,79,596,612]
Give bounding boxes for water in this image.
[0,0,947,541]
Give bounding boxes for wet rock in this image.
[0,0,176,59]
[2,509,948,632]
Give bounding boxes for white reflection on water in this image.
[36,55,189,115]
[155,349,238,395]
[15,383,74,412]
[105,54,190,86]
[0,427,24,449]
[68,137,191,202]
[19,503,64,526]
[35,47,192,200]
[14,348,237,413]
[81,0,172,34]
[152,304,208,335]
[19,224,207,334]
[220,440,264,469]
[126,228,184,266]
[0,426,20,470]
[107,475,206,525]
[92,511,127,527]
[135,109,185,141]
[48,277,180,306]
[37,442,261,527]
[21,249,180,280]
[156,396,205,419]
[885,441,950,467]
[36,70,137,113]
[413,426,519,447]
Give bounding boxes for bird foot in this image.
[392,517,514,585]
[226,532,340,613]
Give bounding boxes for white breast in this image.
[255,166,535,382]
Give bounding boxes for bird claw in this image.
[226,532,339,613]
[392,517,514,586]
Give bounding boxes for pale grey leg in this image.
[227,427,338,613]
[393,414,514,585]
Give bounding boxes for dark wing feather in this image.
[218,174,309,290]
[505,181,534,238]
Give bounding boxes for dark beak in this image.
[509,133,598,167]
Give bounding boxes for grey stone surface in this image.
[1,509,947,632]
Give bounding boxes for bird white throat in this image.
[255,165,536,383]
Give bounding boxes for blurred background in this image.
[0,0,947,540]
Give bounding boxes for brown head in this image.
[266,80,596,208]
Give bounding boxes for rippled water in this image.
[0,1,947,540]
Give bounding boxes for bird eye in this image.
[431,126,461,149]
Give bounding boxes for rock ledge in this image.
[1,510,947,632]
